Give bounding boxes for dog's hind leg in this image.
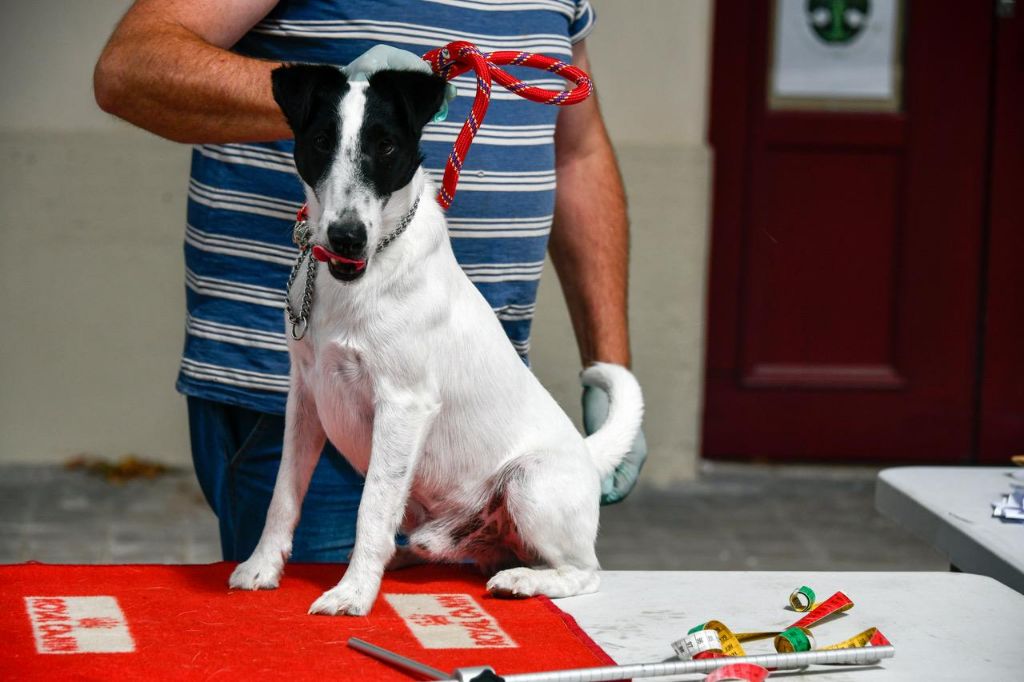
[486,453,602,599]
[487,565,600,599]
[229,375,325,590]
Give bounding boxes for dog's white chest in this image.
[307,339,375,473]
[326,342,366,382]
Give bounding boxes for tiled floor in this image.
[0,462,947,571]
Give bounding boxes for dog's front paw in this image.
[308,582,376,616]
[229,555,283,590]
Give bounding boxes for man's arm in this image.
[93,0,289,143]
[548,41,631,368]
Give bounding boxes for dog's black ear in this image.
[368,70,449,137]
[271,64,348,133]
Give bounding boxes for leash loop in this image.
[422,40,593,209]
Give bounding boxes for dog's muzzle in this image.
[319,218,369,281]
[312,245,367,281]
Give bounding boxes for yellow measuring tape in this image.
[672,587,890,663]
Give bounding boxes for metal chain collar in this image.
[284,228,316,340]
[376,195,420,254]
[285,196,421,340]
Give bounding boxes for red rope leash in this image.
[295,42,592,227]
[422,40,593,209]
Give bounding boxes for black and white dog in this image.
[228,64,644,616]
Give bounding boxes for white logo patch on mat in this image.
[385,593,517,649]
[24,596,134,654]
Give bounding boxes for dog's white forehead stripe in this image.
[339,82,367,154]
[320,82,369,221]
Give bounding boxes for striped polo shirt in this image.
[177,0,595,415]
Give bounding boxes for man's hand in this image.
[343,45,457,121]
[344,44,431,79]
[583,384,647,505]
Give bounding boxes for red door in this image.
[703,2,998,462]
[978,7,1024,464]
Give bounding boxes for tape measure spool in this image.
[672,629,723,660]
[703,621,747,657]
[774,626,815,653]
[789,586,816,612]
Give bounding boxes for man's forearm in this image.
[94,0,288,143]
[548,79,631,368]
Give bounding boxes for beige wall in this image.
[0,1,134,132]
[0,0,711,485]
[0,131,192,466]
[588,0,711,147]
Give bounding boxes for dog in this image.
[228,63,644,616]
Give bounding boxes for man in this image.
[94,0,645,562]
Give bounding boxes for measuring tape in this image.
[349,586,893,682]
[672,586,891,680]
[704,663,770,682]
[788,585,816,611]
[348,636,893,682]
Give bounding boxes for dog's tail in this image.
[580,362,644,479]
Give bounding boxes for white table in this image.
[875,466,1024,593]
[558,571,1024,680]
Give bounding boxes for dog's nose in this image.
[327,216,368,257]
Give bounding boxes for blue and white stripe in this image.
[424,168,556,193]
[186,315,291,352]
[188,178,300,222]
[494,303,537,321]
[422,121,555,146]
[181,357,290,393]
[424,0,578,19]
[253,19,575,56]
[446,215,552,238]
[196,144,295,174]
[186,269,286,309]
[185,224,297,266]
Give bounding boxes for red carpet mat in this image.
[0,563,614,680]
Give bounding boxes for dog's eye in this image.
[378,139,396,157]
[313,133,331,153]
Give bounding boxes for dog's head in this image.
[272,64,448,281]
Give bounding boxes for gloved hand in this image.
[582,381,648,505]
[342,45,458,122]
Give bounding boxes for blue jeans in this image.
[187,397,364,562]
